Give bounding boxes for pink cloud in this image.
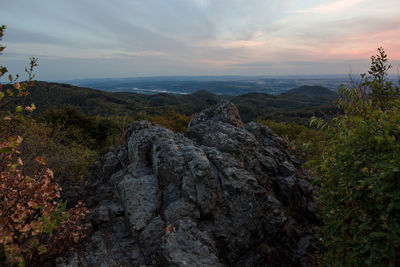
[295,0,365,14]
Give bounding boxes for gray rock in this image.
[139,216,165,261]
[58,101,318,267]
[116,174,159,232]
[117,145,130,168]
[164,198,199,224]
[92,200,125,224]
[161,219,222,267]
[188,101,244,129]
[102,152,121,178]
[55,251,79,267]
[279,160,297,177]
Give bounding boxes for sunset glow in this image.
[1,0,399,80]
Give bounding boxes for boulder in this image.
[57,101,318,266]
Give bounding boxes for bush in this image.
[149,110,192,133]
[259,120,326,165]
[0,139,88,265]
[39,106,105,150]
[1,118,98,182]
[0,25,88,266]
[97,115,133,151]
[313,48,400,265]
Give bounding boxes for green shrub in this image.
[96,115,133,152]
[39,106,105,150]
[313,48,400,266]
[259,119,325,166]
[0,111,99,182]
[149,110,192,133]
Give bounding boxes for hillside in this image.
[232,86,337,122]
[283,85,338,98]
[7,81,337,123]
[6,81,226,117]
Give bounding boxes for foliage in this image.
[21,119,98,182]
[149,110,192,133]
[364,47,399,110]
[259,120,326,165]
[40,108,137,154]
[0,141,88,265]
[0,25,7,78]
[99,115,136,150]
[0,93,100,184]
[39,106,107,149]
[0,25,87,266]
[313,47,400,266]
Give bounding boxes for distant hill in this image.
[8,81,226,117]
[65,76,348,95]
[283,85,338,98]
[6,82,337,123]
[232,86,337,122]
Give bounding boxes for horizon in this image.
[61,73,351,81]
[1,0,400,81]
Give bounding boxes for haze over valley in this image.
[64,75,349,95]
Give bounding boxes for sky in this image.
[0,0,399,80]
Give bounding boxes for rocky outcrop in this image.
[56,101,318,267]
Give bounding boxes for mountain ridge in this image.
[6,81,337,123]
[283,85,338,98]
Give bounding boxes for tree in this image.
[312,48,400,265]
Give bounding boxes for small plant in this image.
[0,25,88,266]
[0,145,88,265]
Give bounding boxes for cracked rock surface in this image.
[56,101,318,267]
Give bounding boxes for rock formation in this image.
[56,101,318,267]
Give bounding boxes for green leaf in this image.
[15,105,23,113]
[38,245,47,254]
[15,113,24,121]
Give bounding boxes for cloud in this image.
[1,0,399,80]
[231,61,276,68]
[189,0,210,7]
[295,0,365,14]
[3,27,68,45]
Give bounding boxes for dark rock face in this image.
[56,101,318,267]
